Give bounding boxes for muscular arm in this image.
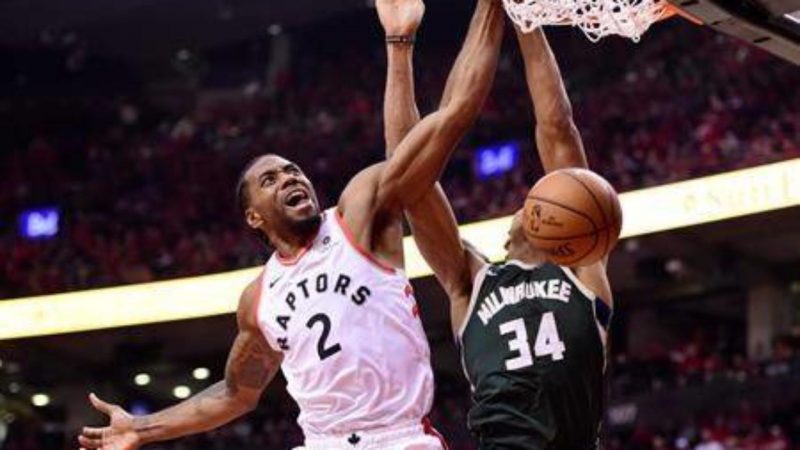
[384,37,420,155]
[517,28,587,172]
[79,279,281,449]
[516,28,612,305]
[381,0,494,328]
[338,0,504,273]
[134,280,281,444]
[376,0,504,208]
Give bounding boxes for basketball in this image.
[523,168,622,267]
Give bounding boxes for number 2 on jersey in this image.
[306,313,342,360]
[499,312,565,371]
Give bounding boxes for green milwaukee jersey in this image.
[458,261,612,450]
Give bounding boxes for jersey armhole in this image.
[334,209,398,275]
[560,266,612,348]
[455,264,491,340]
[252,268,283,353]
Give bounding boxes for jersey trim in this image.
[560,266,597,300]
[560,267,609,349]
[456,263,490,339]
[506,259,542,270]
[335,210,397,275]
[275,244,312,266]
[274,212,324,267]
[254,268,282,352]
[253,268,265,327]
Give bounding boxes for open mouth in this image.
[284,188,311,208]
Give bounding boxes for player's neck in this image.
[507,243,543,265]
[270,224,320,260]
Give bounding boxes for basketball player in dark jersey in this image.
[385,25,614,450]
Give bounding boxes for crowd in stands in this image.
[4,353,800,450]
[612,327,800,398]
[2,325,799,449]
[1,16,799,299]
[608,402,799,450]
[3,7,800,450]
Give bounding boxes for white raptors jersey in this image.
[255,208,434,439]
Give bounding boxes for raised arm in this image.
[375,0,505,207]
[516,27,612,305]
[78,279,281,450]
[378,0,495,324]
[378,0,424,155]
[516,28,587,172]
[337,0,504,272]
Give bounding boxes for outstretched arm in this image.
[379,0,424,155]
[379,0,495,327]
[338,0,504,273]
[516,28,587,172]
[79,279,281,450]
[375,0,505,207]
[516,28,612,305]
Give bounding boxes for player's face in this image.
[244,155,321,235]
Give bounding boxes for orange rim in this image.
[661,3,704,25]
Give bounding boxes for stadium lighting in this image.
[267,24,283,36]
[134,373,151,386]
[173,386,191,399]
[193,367,210,380]
[0,158,799,339]
[31,393,50,407]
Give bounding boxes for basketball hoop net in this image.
[503,0,672,42]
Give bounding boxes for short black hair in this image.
[236,155,263,217]
[235,154,276,247]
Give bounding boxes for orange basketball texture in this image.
[523,168,622,267]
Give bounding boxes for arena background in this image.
[1,0,800,448]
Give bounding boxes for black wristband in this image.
[386,35,416,45]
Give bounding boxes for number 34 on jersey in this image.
[500,312,565,370]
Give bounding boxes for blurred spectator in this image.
[1,21,799,299]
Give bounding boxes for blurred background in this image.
[1,0,800,449]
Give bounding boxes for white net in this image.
[503,0,670,42]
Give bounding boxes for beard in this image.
[292,210,323,238]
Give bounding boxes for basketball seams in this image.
[561,170,611,258]
[526,195,598,228]
[529,225,614,241]
[526,195,599,265]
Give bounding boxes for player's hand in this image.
[78,393,141,450]
[376,0,425,36]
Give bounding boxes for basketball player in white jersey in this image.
[386,25,615,449]
[77,1,504,449]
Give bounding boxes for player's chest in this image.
[261,251,385,341]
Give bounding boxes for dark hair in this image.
[236,154,275,247]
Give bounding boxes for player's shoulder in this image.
[237,272,265,329]
[483,260,543,277]
[339,162,386,199]
[336,162,388,215]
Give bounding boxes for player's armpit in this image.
[337,164,405,270]
[573,262,614,309]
